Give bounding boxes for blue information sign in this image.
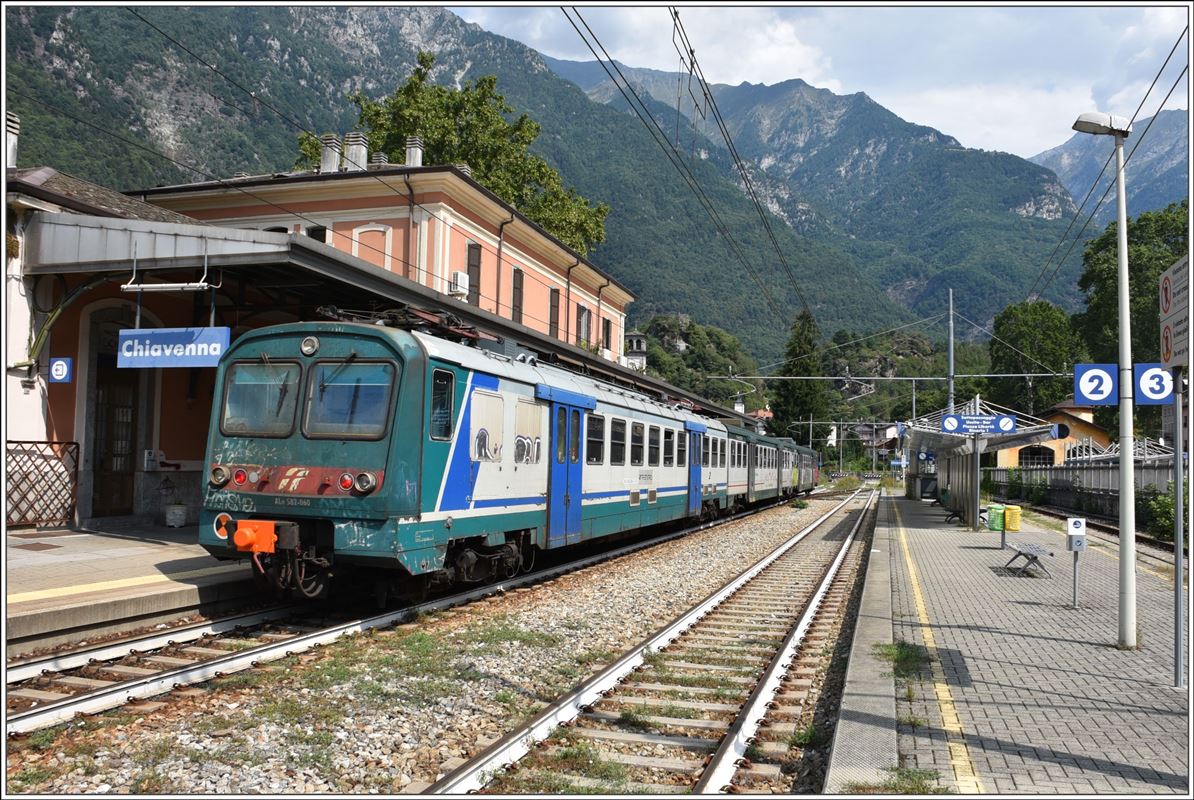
[941,414,1017,434]
[118,327,230,369]
[1133,363,1174,405]
[48,357,73,383]
[1074,363,1118,406]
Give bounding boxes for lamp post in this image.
[1073,111,1136,649]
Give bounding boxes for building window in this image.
[602,318,612,351]
[586,414,605,465]
[549,289,561,338]
[466,242,481,306]
[610,419,626,465]
[512,269,524,324]
[306,226,327,243]
[576,304,591,347]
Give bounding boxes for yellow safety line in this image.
[893,499,986,794]
[7,564,245,604]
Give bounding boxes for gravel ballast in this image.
[7,499,839,794]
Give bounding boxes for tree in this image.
[771,309,829,443]
[987,300,1086,415]
[1072,200,1188,364]
[299,52,608,255]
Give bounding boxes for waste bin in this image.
[987,504,1005,531]
[1004,504,1021,531]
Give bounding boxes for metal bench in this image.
[1004,541,1054,577]
[945,506,988,526]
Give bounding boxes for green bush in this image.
[1140,480,1189,541]
[1006,468,1023,500]
[1028,480,1049,506]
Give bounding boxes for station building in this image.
[994,396,1110,467]
[5,119,635,530]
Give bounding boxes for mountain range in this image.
[6,7,1185,362]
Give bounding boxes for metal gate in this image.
[6,441,80,526]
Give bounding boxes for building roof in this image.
[1051,395,1095,412]
[131,164,632,299]
[7,167,200,225]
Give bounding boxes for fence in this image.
[983,460,1176,517]
[6,441,79,527]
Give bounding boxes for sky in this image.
[452,4,1191,158]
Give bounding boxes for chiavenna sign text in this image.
[118,327,231,368]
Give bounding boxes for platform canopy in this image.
[902,398,1068,458]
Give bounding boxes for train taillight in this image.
[233,468,248,486]
[338,472,355,492]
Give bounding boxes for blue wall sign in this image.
[48,357,73,383]
[1133,363,1174,405]
[1074,363,1118,405]
[940,414,1017,434]
[118,327,230,368]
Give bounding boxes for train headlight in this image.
[232,468,248,486]
[210,465,230,487]
[338,472,355,492]
[300,336,320,356]
[354,472,378,493]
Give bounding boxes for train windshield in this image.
[304,361,397,439]
[220,362,302,437]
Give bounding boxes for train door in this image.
[684,421,706,516]
[548,403,584,546]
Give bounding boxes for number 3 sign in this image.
[1074,364,1118,405]
[1133,363,1174,405]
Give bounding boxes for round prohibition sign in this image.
[943,416,960,431]
[1137,367,1173,402]
[1078,367,1114,402]
[997,416,1014,432]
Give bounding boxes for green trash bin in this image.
[987,504,1005,531]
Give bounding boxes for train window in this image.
[570,410,581,464]
[514,401,543,464]
[430,370,454,440]
[631,422,645,466]
[677,431,687,467]
[303,361,396,439]
[702,435,710,467]
[468,390,504,460]
[556,408,567,464]
[648,426,660,466]
[663,429,675,466]
[720,439,726,468]
[586,414,605,465]
[610,419,627,465]
[221,361,301,438]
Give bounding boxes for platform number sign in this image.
[1133,363,1174,405]
[48,357,73,383]
[1074,364,1117,406]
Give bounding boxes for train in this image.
[198,322,818,601]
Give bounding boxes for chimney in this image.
[343,131,368,172]
[6,112,19,168]
[319,134,341,173]
[455,163,472,178]
[369,151,390,169]
[405,135,423,168]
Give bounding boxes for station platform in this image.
[6,518,255,655]
[827,494,1188,794]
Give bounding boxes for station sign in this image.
[1074,363,1118,405]
[48,357,73,383]
[940,414,1016,434]
[118,327,231,369]
[1133,363,1174,405]
[1159,260,1188,369]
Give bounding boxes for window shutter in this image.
[466,242,481,306]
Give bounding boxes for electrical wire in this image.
[952,310,1060,374]
[757,313,946,374]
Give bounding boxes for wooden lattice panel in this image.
[6,441,79,527]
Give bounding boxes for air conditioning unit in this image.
[449,271,469,296]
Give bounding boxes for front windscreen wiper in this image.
[319,351,358,397]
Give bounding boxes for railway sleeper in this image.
[556,773,689,794]
[584,709,730,732]
[568,725,716,752]
[608,695,741,713]
[540,744,702,776]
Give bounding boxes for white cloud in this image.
[877,83,1099,157]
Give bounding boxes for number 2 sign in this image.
[1133,363,1174,405]
[1074,364,1118,406]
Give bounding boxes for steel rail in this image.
[5,497,792,737]
[427,488,864,794]
[5,606,297,685]
[695,488,877,793]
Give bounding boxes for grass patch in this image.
[549,741,628,782]
[258,697,343,726]
[574,647,618,668]
[873,639,931,681]
[833,475,863,491]
[744,742,766,760]
[789,498,809,509]
[465,619,562,648]
[617,707,654,731]
[657,703,699,719]
[132,736,174,767]
[131,769,173,794]
[846,767,952,794]
[897,714,929,731]
[8,766,55,791]
[207,668,273,691]
[788,723,827,747]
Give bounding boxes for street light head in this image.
[1072,111,1132,137]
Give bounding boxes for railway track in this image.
[5,496,808,738]
[429,487,877,794]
